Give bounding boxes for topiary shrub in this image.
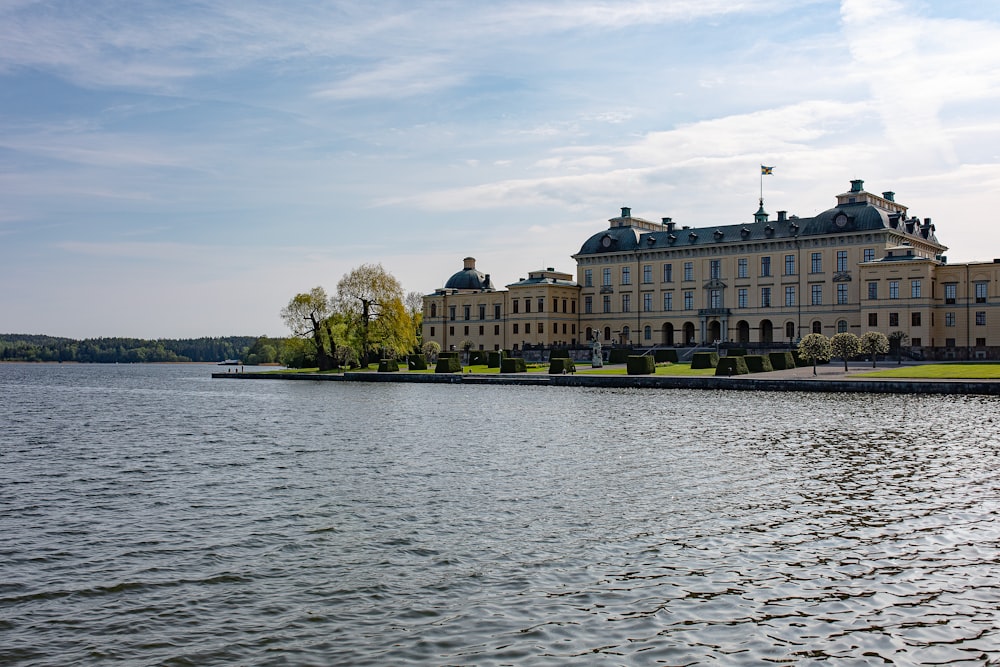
[548,348,570,360]
[654,349,679,363]
[407,354,427,370]
[609,348,630,364]
[743,355,773,373]
[627,355,655,375]
[691,352,719,369]
[768,351,796,370]
[727,348,747,357]
[439,351,459,359]
[469,350,488,365]
[549,358,576,374]
[500,357,527,373]
[435,355,462,373]
[715,357,749,375]
[487,351,504,368]
[377,359,399,372]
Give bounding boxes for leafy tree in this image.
[280,287,339,370]
[830,332,861,371]
[860,331,890,368]
[888,330,909,365]
[279,336,316,368]
[335,264,415,365]
[798,333,832,376]
[405,290,424,345]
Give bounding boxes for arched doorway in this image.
[621,326,631,345]
[737,320,750,344]
[708,320,721,343]
[662,322,675,346]
[760,319,773,344]
[683,322,696,345]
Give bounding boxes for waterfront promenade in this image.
[213,361,1000,395]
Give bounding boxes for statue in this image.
[591,330,603,368]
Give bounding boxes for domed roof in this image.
[445,257,494,291]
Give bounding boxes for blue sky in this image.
[3,0,1000,338]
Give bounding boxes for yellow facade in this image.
[423,182,1000,359]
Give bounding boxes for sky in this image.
[3,0,1000,339]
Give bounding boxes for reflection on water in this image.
[2,364,999,665]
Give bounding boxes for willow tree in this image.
[335,264,416,364]
[280,286,339,370]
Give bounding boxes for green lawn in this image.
[857,363,1000,379]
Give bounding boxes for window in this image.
[571,300,576,314]
[622,294,631,312]
[430,326,435,337]
[584,296,593,313]
[912,312,921,326]
[945,312,956,327]
[537,297,544,313]
[643,265,652,284]
[464,325,469,335]
[889,312,899,327]
[584,269,593,287]
[494,325,500,335]
[603,268,612,286]
[622,267,631,285]
[837,284,849,305]
[785,285,796,307]
[738,258,748,278]
[553,297,558,313]
[786,322,796,339]
[512,300,519,314]
[812,321,822,334]
[644,325,652,341]
[449,326,454,335]
[785,255,796,276]
[603,295,611,313]
[643,293,652,312]
[976,282,988,303]
[868,313,878,326]
[889,281,899,299]
[684,291,694,310]
[622,326,630,342]
[538,322,543,334]
[525,323,531,334]
[867,282,878,300]
[977,337,987,347]
[479,325,484,335]
[479,305,486,320]
[494,304,501,319]
[761,256,771,277]
[837,251,848,272]
[664,292,673,311]
[525,299,531,313]
[710,260,721,279]
[463,305,471,320]
[761,287,771,308]
[946,337,956,347]
[911,337,921,347]
[709,289,721,309]
[449,305,456,320]
[911,280,922,298]
[663,263,673,283]
[738,288,748,308]
[837,319,848,333]
[430,303,437,318]
[811,252,822,273]
[945,284,957,304]
[864,248,875,262]
[513,323,518,334]
[684,262,693,281]
[562,298,567,313]
[976,311,986,326]
[811,285,822,306]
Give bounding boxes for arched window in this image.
[837,319,848,333]
[430,303,437,318]
[644,325,652,340]
[604,326,611,341]
[585,327,593,341]
[621,326,631,343]
[812,321,822,334]
[785,321,796,339]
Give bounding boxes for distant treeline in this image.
[0,334,282,364]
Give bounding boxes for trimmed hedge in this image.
[691,351,720,369]
[469,350,488,366]
[609,348,631,364]
[548,348,570,359]
[377,358,399,372]
[435,355,462,373]
[487,350,504,368]
[654,349,679,363]
[439,351,459,359]
[500,357,527,373]
[768,351,796,370]
[715,357,749,375]
[727,348,747,357]
[743,355,773,373]
[626,355,656,375]
[407,354,427,370]
[549,358,576,374]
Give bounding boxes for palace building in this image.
[422,180,1000,359]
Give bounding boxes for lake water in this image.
[2,363,999,666]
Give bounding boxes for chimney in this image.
[463,257,476,270]
[850,179,864,193]
[777,210,787,223]
[621,206,631,218]
[662,217,675,232]
[882,191,895,202]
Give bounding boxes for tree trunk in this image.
[812,358,817,375]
